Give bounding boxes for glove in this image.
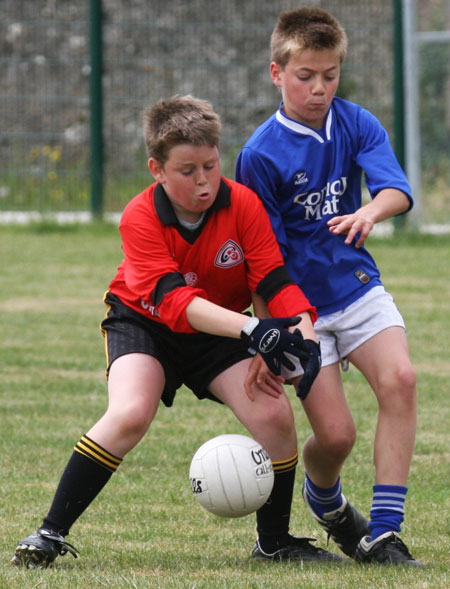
[241,316,306,376]
[294,329,321,401]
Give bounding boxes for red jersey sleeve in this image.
[267,285,317,324]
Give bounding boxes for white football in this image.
[189,434,274,518]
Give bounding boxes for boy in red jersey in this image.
[12,95,340,568]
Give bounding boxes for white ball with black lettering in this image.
[189,434,274,518]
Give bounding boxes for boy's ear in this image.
[148,158,164,181]
[270,62,283,87]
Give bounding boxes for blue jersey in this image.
[235,97,413,316]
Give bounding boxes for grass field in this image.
[0,223,449,589]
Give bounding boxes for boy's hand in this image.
[241,316,306,375]
[328,190,410,248]
[293,331,321,400]
[244,354,285,401]
[327,211,376,248]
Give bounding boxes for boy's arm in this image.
[185,294,312,341]
[185,296,250,337]
[327,188,410,248]
[185,295,319,387]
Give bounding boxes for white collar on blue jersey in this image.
[276,104,332,143]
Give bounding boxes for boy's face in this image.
[149,144,221,223]
[270,49,341,129]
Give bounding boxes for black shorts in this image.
[100,292,253,407]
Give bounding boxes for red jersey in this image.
[108,178,315,333]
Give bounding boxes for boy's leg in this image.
[350,327,416,489]
[12,354,164,568]
[349,327,423,566]
[301,363,355,488]
[300,363,369,557]
[209,360,344,563]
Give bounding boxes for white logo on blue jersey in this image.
[293,176,348,220]
[294,171,309,185]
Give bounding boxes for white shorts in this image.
[281,286,405,379]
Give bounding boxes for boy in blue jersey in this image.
[236,7,423,566]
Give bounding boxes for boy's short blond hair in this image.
[143,95,222,163]
[270,7,348,67]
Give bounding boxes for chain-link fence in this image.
[1,1,449,226]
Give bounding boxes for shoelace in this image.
[40,531,79,558]
[54,538,78,558]
[389,535,413,559]
[287,537,322,554]
[323,511,350,543]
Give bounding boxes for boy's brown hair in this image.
[143,95,222,164]
[270,7,348,67]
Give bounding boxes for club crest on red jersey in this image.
[184,272,198,286]
[215,239,244,268]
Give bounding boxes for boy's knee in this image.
[316,424,356,460]
[379,364,417,408]
[330,433,355,461]
[112,403,152,437]
[259,398,295,434]
[398,364,417,392]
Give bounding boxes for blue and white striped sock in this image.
[369,484,407,541]
[304,473,343,519]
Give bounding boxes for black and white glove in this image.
[293,329,322,401]
[241,316,306,376]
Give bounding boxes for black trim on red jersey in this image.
[257,265,295,303]
[154,183,178,225]
[152,272,187,305]
[154,180,231,245]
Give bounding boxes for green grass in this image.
[0,224,449,588]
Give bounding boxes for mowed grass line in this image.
[0,224,449,589]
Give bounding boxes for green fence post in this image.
[89,0,104,219]
[393,0,406,233]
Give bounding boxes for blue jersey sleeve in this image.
[356,109,413,211]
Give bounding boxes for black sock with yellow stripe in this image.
[41,435,122,536]
[255,452,298,553]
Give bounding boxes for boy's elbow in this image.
[398,190,413,214]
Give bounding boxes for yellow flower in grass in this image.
[29,146,40,162]
[51,188,64,200]
[49,146,62,162]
